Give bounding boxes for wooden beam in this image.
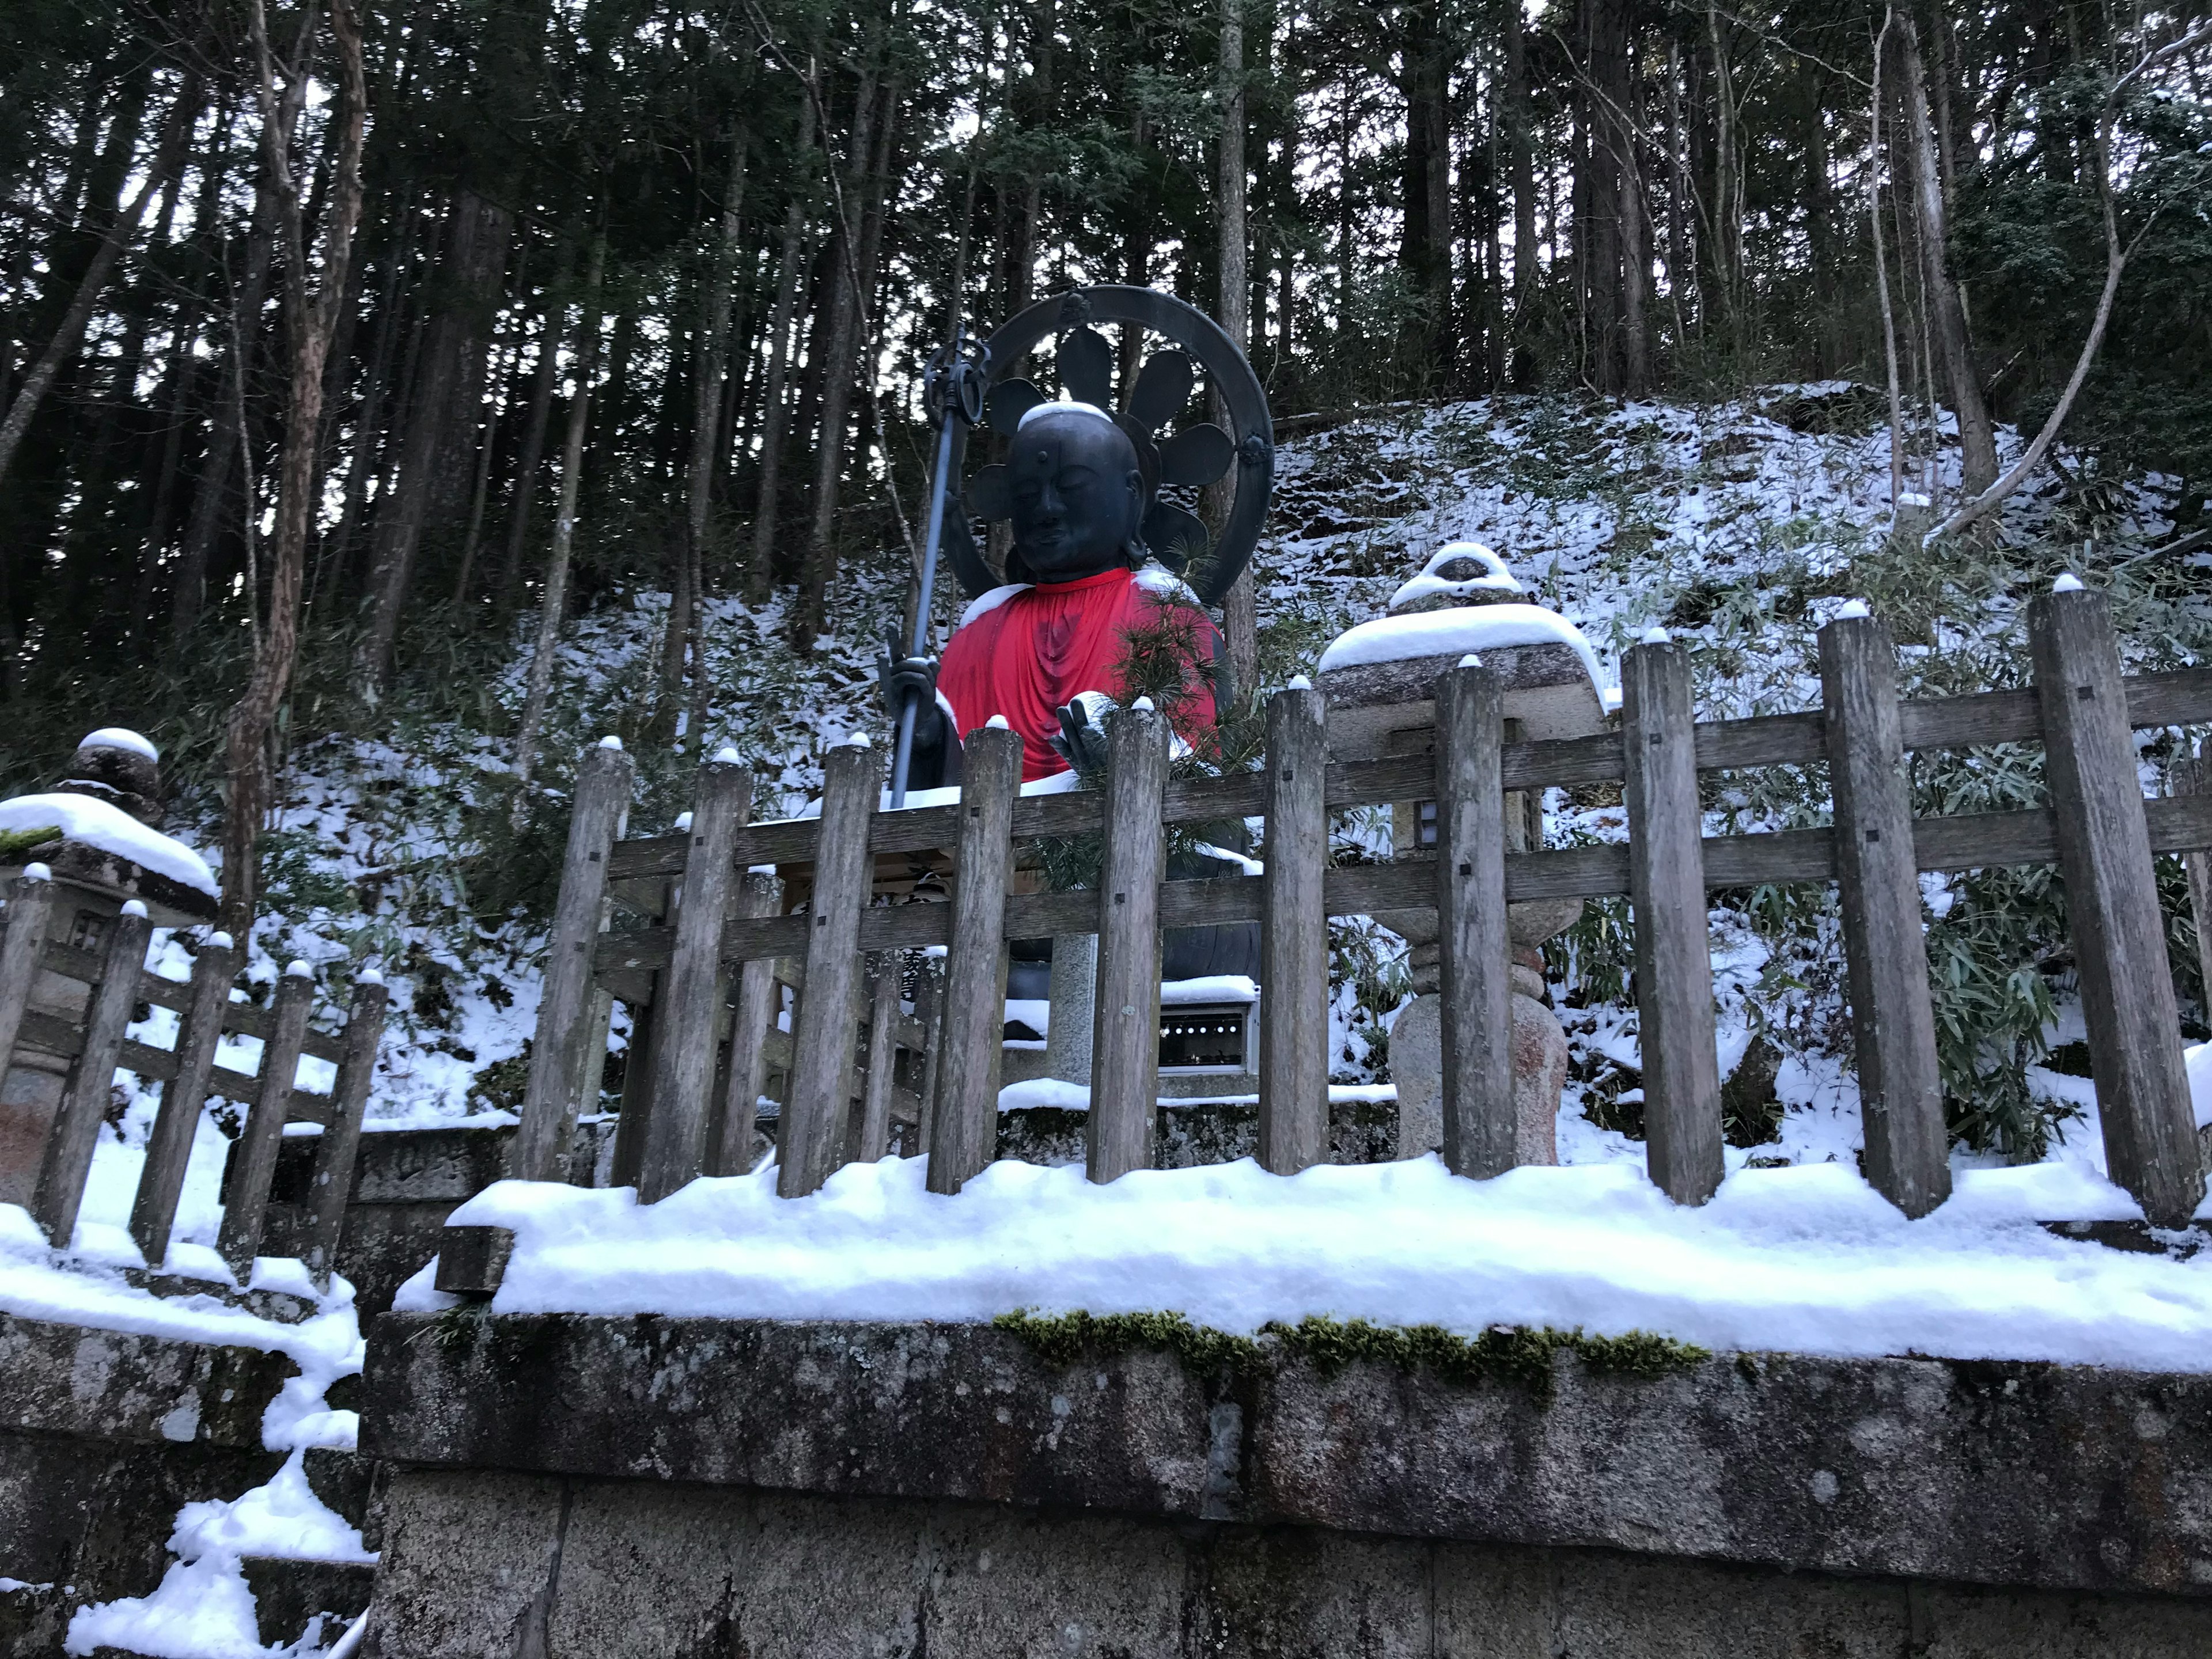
[216,965,315,1274]
[1259,684,1331,1175]
[928,724,1021,1194]
[1622,638,1724,1207]
[2030,588,2203,1229]
[302,975,390,1287]
[33,904,152,1247]
[1088,704,1170,1185]
[128,933,238,1266]
[778,740,879,1198]
[1821,615,1948,1218]
[639,757,751,1203]
[1435,660,1515,1179]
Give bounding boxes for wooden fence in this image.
[515,586,2212,1226]
[0,894,388,1285]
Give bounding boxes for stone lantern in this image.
[1314,544,1610,1163]
[0,729,218,1210]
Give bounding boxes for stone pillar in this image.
[1045,933,1096,1086]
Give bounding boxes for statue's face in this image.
[1007,412,1143,582]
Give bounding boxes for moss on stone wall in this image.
[992,1309,1706,1407]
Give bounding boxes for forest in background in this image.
[2,0,2210,933]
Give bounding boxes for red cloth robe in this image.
[937,567,1218,781]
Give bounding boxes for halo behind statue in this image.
[944,286,1274,608]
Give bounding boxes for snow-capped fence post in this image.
[779,737,882,1198]
[1434,659,1516,1179]
[515,738,635,1183]
[927,722,1022,1194]
[128,930,239,1264]
[706,869,785,1176]
[1258,682,1330,1173]
[1088,701,1172,1184]
[1819,613,1950,1218]
[31,899,152,1247]
[2028,586,2206,1229]
[1620,635,1725,1207]
[303,971,391,1288]
[851,957,903,1164]
[639,754,751,1203]
[0,871,56,1094]
[216,962,316,1274]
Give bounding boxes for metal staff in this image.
[890,338,982,808]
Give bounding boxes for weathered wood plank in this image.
[33,904,152,1247]
[1259,685,1330,1175]
[1622,638,1724,1207]
[601,666,2212,888]
[1089,704,1171,1184]
[779,740,880,1198]
[912,952,945,1157]
[26,938,353,1071]
[1821,615,1949,1218]
[1436,660,1516,1179]
[707,872,783,1177]
[853,956,902,1165]
[929,725,1021,1194]
[515,739,634,1181]
[216,964,316,1273]
[2029,588,2203,1229]
[302,975,391,1287]
[0,873,56,1084]
[2183,745,2212,1040]
[639,758,751,1203]
[128,933,238,1266]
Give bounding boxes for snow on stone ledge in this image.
[0,792,217,897]
[426,1151,2212,1372]
[1316,604,1607,699]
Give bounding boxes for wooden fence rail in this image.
[520,585,2212,1228]
[0,881,392,1285]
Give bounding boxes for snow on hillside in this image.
[71,387,2212,1260]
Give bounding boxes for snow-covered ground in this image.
[0,1206,368,1656]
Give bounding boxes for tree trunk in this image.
[497,236,571,621]
[1506,0,1537,376]
[671,124,749,746]
[512,234,608,805]
[219,0,368,941]
[1892,17,1998,499]
[0,75,202,493]
[1207,0,1258,699]
[748,92,818,604]
[351,191,505,698]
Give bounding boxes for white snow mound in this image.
[431,1152,2212,1372]
[1317,604,1607,697]
[0,793,216,897]
[78,727,159,762]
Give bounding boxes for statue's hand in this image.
[877,626,940,725]
[1052,690,1118,778]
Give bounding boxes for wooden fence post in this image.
[639,755,751,1202]
[1089,701,1171,1184]
[1435,658,1515,1179]
[1259,683,1330,1173]
[33,899,153,1247]
[851,956,902,1165]
[778,737,880,1198]
[928,722,1022,1194]
[914,950,945,1154]
[2029,585,2205,1228]
[302,971,391,1288]
[1820,613,1950,1217]
[1621,635,1725,1206]
[0,869,56,1085]
[2180,741,2212,1036]
[706,870,783,1176]
[216,961,316,1275]
[128,930,238,1265]
[514,738,634,1181]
